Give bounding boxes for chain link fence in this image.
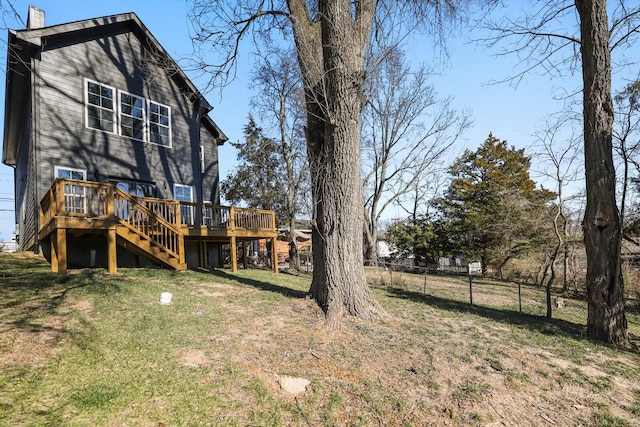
[366,260,640,337]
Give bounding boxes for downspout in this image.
[31,52,40,254]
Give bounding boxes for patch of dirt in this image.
[176,349,212,369]
[190,282,240,298]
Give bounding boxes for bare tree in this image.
[250,46,310,270]
[534,113,584,315]
[481,0,638,344]
[361,47,471,265]
[614,80,640,231]
[534,113,584,291]
[188,0,465,325]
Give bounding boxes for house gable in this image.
[3,11,227,167]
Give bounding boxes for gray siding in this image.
[14,99,34,251]
[201,123,221,204]
[34,29,208,204]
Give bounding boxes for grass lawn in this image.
[1,252,639,426]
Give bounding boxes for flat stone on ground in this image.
[279,376,310,395]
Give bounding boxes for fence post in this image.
[423,269,427,294]
[518,282,522,313]
[469,275,473,305]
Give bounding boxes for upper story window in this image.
[149,102,171,147]
[84,80,171,147]
[86,80,115,133]
[120,92,146,141]
[200,145,205,173]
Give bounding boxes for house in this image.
[2,7,278,274]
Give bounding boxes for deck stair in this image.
[113,188,186,270]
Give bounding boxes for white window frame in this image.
[148,100,172,147]
[200,145,205,173]
[174,184,193,225]
[84,80,173,148]
[54,166,87,214]
[85,79,116,134]
[173,184,193,202]
[118,90,146,142]
[54,166,87,181]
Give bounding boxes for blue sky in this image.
[0,0,616,241]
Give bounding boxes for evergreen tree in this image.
[386,215,452,266]
[221,116,286,224]
[436,133,555,275]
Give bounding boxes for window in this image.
[54,166,86,180]
[54,166,87,214]
[149,101,171,147]
[86,80,115,133]
[85,81,172,147]
[119,92,145,141]
[200,145,205,173]
[174,184,193,225]
[114,180,155,198]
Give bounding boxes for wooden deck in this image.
[39,179,278,275]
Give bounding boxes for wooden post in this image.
[174,201,185,266]
[242,241,248,269]
[229,207,236,230]
[107,228,117,274]
[230,236,238,272]
[174,200,181,227]
[199,241,207,269]
[272,237,279,274]
[51,228,67,275]
[106,183,115,218]
[55,179,65,216]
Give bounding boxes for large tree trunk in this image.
[576,0,628,345]
[289,0,382,325]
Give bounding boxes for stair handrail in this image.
[113,188,182,259]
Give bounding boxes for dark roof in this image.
[3,12,227,166]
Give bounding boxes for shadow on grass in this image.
[1,255,123,335]
[202,268,308,299]
[383,286,586,338]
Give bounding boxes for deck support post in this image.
[107,228,117,274]
[242,241,248,269]
[230,236,238,272]
[51,228,67,275]
[271,237,279,274]
[199,241,207,269]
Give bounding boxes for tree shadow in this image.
[201,268,308,299]
[383,286,586,337]
[1,267,122,335]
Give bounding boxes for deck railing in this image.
[40,179,276,234]
[40,179,112,226]
[231,207,276,230]
[176,203,274,230]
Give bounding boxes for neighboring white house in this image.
[376,238,393,259]
[377,233,482,274]
[0,238,17,253]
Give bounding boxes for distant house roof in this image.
[3,11,227,166]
